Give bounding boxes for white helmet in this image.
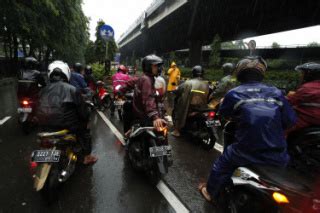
[48,60,71,81]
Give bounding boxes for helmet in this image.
[74,62,83,73]
[85,65,93,75]
[192,65,204,78]
[171,61,177,67]
[24,57,38,70]
[48,60,71,82]
[96,80,105,86]
[295,62,320,82]
[235,56,267,83]
[222,63,234,75]
[142,54,163,74]
[118,65,128,73]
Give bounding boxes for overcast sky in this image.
[82,0,320,47]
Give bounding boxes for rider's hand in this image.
[153,118,167,130]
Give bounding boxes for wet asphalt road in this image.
[0,84,222,213]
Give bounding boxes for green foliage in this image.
[271,42,280,48]
[85,40,96,64]
[307,42,320,47]
[209,34,221,68]
[221,41,237,49]
[0,0,89,64]
[90,62,105,80]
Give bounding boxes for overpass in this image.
[118,0,320,65]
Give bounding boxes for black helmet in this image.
[142,54,163,74]
[192,65,204,78]
[74,62,83,73]
[235,56,267,83]
[24,57,38,70]
[295,62,320,82]
[85,65,93,75]
[222,63,234,75]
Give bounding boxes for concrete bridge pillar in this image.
[189,40,202,66]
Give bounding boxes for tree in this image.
[221,41,237,49]
[307,42,320,47]
[271,42,280,48]
[85,40,96,64]
[209,34,221,68]
[0,0,89,66]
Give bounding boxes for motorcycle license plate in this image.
[17,107,32,113]
[149,145,172,157]
[206,120,221,127]
[32,150,61,163]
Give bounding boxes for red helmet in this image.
[118,65,128,73]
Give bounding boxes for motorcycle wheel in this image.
[118,109,123,121]
[128,141,144,171]
[146,139,161,184]
[41,164,60,203]
[102,96,112,110]
[21,121,32,134]
[198,121,215,150]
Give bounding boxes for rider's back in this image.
[36,81,82,129]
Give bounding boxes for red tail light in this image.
[22,100,29,106]
[30,161,38,175]
[208,111,216,118]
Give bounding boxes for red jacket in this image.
[123,74,159,121]
[112,72,131,95]
[288,80,320,130]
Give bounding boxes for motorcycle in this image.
[94,81,112,111]
[17,97,35,133]
[112,85,125,120]
[30,129,81,202]
[126,122,172,182]
[218,122,320,213]
[172,107,220,150]
[287,126,320,177]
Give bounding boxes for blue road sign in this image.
[99,25,114,41]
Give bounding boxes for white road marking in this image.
[97,111,126,145]
[214,143,223,153]
[96,110,190,213]
[0,116,11,125]
[157,180,189,213]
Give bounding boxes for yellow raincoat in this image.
[167,62,181,91]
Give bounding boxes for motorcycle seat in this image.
[38,129,70,138]
[247,165,313,194]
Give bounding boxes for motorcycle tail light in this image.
[22,100,29,106]
[273,192,289,204]
[208,111,216,118]
[30,161,38,175]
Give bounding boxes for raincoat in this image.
[214,75,237,97]
[287,80,320,133]
[173,78,209,130]
[167,62,181,92]
[112,72,131,95]
[207,82,296,198]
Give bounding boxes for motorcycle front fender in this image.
[34,163,52,191]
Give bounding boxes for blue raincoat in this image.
[207,82,296,198]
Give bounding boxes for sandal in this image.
[198,182,213,202]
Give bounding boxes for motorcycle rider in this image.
[172,65,209,137]
[111,65,131,115]
[36,61,97,165]
[198,56,296,203]
[84,65,97,92]
[212,63,236,98]
[287,62,320,135]
[70,62,88,93]
[120,55,167,133]
[167,62,181,114]
[17,57,46,100]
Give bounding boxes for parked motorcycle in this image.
[126,122,172,182]
[172,107,220,150]
[30,129,81,202]
[219,122,320,213]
